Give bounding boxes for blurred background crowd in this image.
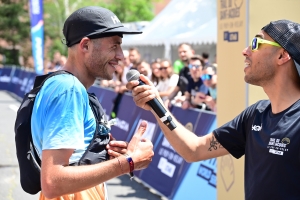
[46,43,218,113]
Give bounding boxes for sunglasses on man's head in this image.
[201,74,213,81]
[251,37,281,51]
[188,64,202,69]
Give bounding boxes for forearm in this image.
[150,109,201,162]
[42,156,129,198]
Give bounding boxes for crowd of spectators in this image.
[98,44,218,113]
[44,44,218,113]
[44,51,67,74]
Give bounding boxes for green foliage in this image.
[0,0,159,64]
[99,0,156,22]
[0,0,30,65]
[43,0,158,59]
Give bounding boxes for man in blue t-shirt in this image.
[127,20,300,200]
[32,6,154,200]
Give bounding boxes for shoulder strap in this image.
[88,92,108,124]
[32,70,73,89]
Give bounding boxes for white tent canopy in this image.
[123,0,217,46]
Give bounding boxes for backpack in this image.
[14,70,110,194]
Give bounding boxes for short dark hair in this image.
[202,52,209,59]
[188,55,204,67]
[178,42,193,50]
[129,47,140,54]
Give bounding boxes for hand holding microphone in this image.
[126,69,177,131]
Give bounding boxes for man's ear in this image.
[278,49,292,65]
[79,37,90,52]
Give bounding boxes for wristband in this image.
[124,154,134,179]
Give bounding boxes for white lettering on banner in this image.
[158,147,183,165]
[20,77,28,92]
[162,137,175,151]
[0,75,11,83]
[31,0,40,15]
[25,79,34,93]
[157,157,176,178]
[114,118,129,132]
[35,37,43,72]
[111,16,120,24]
[197,158,217,188]
[12,76,19,84]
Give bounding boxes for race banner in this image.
[29,0,44,75]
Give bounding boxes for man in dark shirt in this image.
[181,55,210,110]
[127,20,300,200]
[164,44,194,108]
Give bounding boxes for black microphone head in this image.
[126,69,140,82]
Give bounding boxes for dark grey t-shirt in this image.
[214,100,300,200]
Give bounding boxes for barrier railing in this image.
[0,66,217,200]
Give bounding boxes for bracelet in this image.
[116,157,124,174]
[124,154,134,179]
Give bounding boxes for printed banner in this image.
[0,67,13,90]
[138,107,201,198]
[16,71,31,98]
[88,85,104,100]
[29,0,44,75]
[110,93,138,141]
[173,111,217,200]
[97,88,118,120]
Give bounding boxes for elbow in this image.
[41,178,63,199]
[184,155,199,163]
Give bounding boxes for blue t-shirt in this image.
[31,74,95,164]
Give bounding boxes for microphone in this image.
[126,69,176,131]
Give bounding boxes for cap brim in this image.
[103,26,142,35]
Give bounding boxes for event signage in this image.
[29,0,44,75]
[0,67,12,90]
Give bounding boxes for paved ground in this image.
[0,90,164,200]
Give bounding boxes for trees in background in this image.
[0,0,159,66]
[0,0,30,65]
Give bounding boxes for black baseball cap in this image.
[62,6,142,47]
[262,20,300,76]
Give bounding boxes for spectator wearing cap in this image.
[126,19,300,199]
[31,6,154,200]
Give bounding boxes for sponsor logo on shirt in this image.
[252,124,262,131]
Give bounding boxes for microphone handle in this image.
[138,80,177,131]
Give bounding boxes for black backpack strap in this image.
[33,70,73,88]
[74,93,110,166]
